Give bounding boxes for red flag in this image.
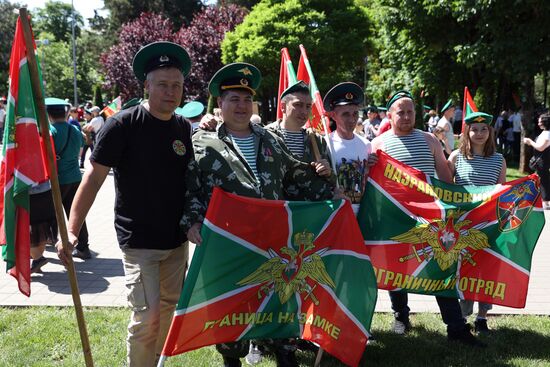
[296,45,330,135]
[461,87,478,133]
[276,48,297,120]
[0,16,48,296]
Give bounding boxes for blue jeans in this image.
[390,290,466,333]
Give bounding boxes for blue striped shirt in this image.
[454,152,503,186]
[281,129,305,158]
[382,129,435,176]
[231,134,259,180]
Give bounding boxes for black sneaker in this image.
[274,350,298,367]
[392,318,412,335]
[448,324,487,347]
[31,256,49,273]
[72,247,92,260]
[222,356,242,367]
[474,319,490,333]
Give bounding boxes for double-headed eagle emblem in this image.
[393,210,490,271]
[237,230,335,305]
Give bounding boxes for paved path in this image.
[1,161,549,315]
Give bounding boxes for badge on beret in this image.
[345,92,354,100]
[240,79,249,86]
[159,55,169,62]
[239,67,252,76]
[173,140,186,156]
[474,116,485,123]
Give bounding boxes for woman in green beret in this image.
[448,111,507,333]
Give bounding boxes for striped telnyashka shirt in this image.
[231,134,259,180]
[454,152,503,186]
[382,129,435,176]
[281,129,305,158]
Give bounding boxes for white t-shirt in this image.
[89,116,104,133]
[536,130,550,145]
[0,108,6,127]
[327,131,372,212]
[436,116,454,149]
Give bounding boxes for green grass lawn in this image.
[1,307,549,366]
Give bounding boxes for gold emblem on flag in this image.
[393,210,489,271]
[236,230,335,305]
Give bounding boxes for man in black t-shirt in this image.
[56,42,194,367]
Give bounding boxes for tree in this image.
[221,0,372,120]
[175,4,248,100]
[103,0,203,31]
[0,0,19,96]
[93,85,103,108]
[217,0,260,9]
[33,0,84,43]
[101,13,176,100]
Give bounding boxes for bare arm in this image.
[57,161,110,265]
[425,132,452,183]
[524,136,550,152]
[447,149,459,181]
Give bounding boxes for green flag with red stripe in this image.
[0,16,48,296]
[358,152,544,308]
[161,188,377,367]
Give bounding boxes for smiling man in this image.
[56,41,194,366]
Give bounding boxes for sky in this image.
[19,0,107,23]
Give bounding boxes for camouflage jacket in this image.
[264,120,335,200]
[180,122,335,231]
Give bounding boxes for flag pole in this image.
[18,8,94,367]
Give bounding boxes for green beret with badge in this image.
[280,80,310,99]
[441,99,453,113]
[464,111,493,125]
[209,63,261,97]
[132,41,191,82]
[176,101,205,119]
[386,90,414,110]
[323,82,363,111]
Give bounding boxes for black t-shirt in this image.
[91,105,193,250]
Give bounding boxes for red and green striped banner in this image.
[358,152,544,308]
[0,16,48,296]
[162,188,377,367]
[461,86,478,133]
[276,48,297,120]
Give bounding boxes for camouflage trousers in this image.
[216,338,297,359]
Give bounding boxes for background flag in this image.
[161,188,377,367]
[0,15,48,296]
[101,96,121,118]
[296,45,330,135]
[358,152,544,308]
[461,86,478,133]
[276,48,297,120]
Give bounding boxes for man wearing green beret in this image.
[56,41,195,367]
[436,99,456,153]
[181,62,335,367]
[265,80,333,199]
[371,90,485,347]
[175,100,204,131]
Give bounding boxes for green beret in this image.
[441,99,453,113]
[464,112,493,125]
[45,97,70,106]
[132,42,191,82]
[386,90,413,110]
[323,82,363,111]
[209,63,261,97]
[280,80,310,99]
[365,105,378,113]
[377,106,387,112]
[176,101,204,118]
[121,98,142,110]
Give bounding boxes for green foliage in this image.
[0,0,19,96]
[222,0,371,116]
[103,0,203,31]
[218,0,260,9]
[33,0,84,43]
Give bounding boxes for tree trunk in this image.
[519,76,536,173]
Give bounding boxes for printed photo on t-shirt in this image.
[336,157,368,204]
